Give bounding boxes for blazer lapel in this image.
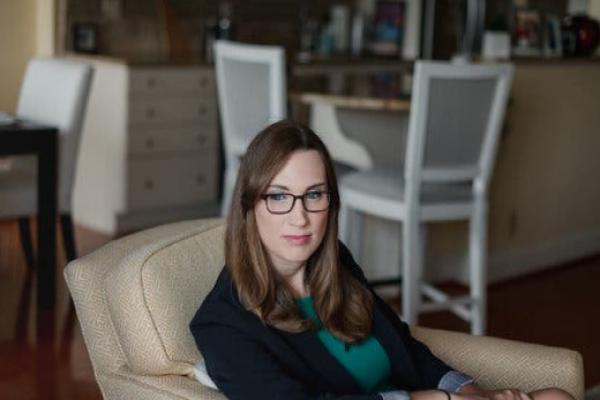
[281,329,365,395]
[371,306,421,390]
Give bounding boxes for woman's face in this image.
[254,149,329,277]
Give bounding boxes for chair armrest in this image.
[98,368,226,400]
[411,326,584,400]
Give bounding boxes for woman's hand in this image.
[454,384,573,400]
[462,389,533,400]
[408,386,572,400]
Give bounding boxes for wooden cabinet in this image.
[73,58,220,235]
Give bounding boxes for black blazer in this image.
[190,244,452,400]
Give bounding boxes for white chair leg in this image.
[220,167,237,217]
[402,218,422,325]
[350,210,364,263]
[339,203,350,244]
[469,202,487,335]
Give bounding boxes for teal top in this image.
[296,296,393,393]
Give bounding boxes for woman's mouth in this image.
[283,234,312,245]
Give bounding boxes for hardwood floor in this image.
[0,219,598,399]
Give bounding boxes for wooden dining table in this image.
[0,118,58,342]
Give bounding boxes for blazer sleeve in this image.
[193,320,382,400]
[339,241,454,389]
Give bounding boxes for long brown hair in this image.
[225,120,373,343]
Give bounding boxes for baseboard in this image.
[422,228,600,285]
[485,228,600,284]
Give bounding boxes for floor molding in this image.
[408,228,600,285]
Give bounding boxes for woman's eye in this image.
[268,193,288,202]
[305,191,322,200]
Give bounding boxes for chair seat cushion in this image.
[0,161,37,217]
[340,169,474,204]
[0,156,70,217]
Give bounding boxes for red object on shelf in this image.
[561,14,600,57]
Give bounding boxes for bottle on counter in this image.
[217,1,234,40]
[351,12,366,56]
[318,14,335,56]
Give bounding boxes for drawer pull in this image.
[144,179,154,190]
[146,108,156,119]
[196,174,205,185]
[146,138,155,149]
[147,78,156,88]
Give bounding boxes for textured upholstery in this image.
[65,218,584,400]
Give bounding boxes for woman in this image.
[190,121,572,400]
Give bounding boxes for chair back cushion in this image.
[213,40,286,158]
[16,57,94,210]
[405,61,513,190]
[104,220,225,375]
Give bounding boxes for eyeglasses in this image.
[260,190,330,214]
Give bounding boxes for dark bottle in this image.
[217,1,234,40]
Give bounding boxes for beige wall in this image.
[0,0,55,112]
[357,62,600,287]
[426,63,600,283]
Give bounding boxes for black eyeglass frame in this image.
[259,191,331,215]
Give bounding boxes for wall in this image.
[36,0,56,57]
[0,1,38,112]
[0,0,55,112]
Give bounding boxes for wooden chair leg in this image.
[60,213,77,262]
[59,213,78,354]
[17,217,35,270]
[16,217,35,340]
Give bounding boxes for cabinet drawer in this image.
[129,68,215,95]
[129,97,217,125]
[127,155,218,210]
[128,125,218,156]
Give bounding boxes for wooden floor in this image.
[0,219,599,399]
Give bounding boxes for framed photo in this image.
[512,8,542,56]
[72,23,98,54]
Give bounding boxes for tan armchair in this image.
[64,219,584,400]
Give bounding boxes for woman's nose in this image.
[288,199,309,226]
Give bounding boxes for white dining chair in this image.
[213,40,287,216]
[0,58,93,331]
[339,61,514,335]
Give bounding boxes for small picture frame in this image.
[512,8,542,57]
[72,23,98,54]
